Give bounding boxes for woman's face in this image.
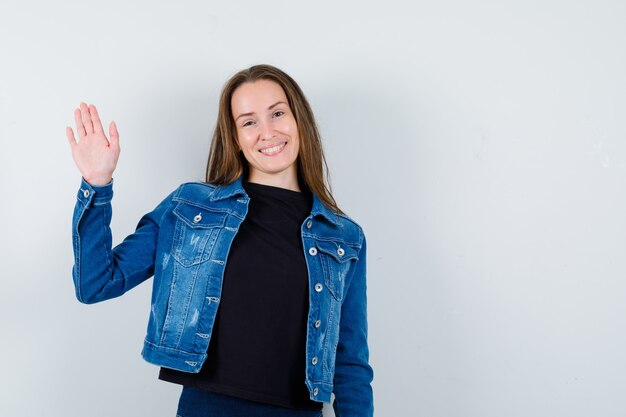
[231,79,300,189]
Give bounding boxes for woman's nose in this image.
[259,120,275,140]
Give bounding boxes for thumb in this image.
[109,120,120,148]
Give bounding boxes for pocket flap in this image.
[173,202,227,229]
[315,240,359,263]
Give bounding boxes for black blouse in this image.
[159,180,321,411]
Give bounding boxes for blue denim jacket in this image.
[71,175,374,416]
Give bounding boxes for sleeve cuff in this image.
[77,177,114,207]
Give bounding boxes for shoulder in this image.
[170,181,219,203]
[176,180,219,192]
[336,212,365,247]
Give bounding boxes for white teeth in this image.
[260,143,286,154]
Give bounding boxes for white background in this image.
[1,0,625,416]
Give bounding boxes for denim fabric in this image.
[71,174,374,417]
[176,387,323,417]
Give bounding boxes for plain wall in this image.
[1,0,625,416]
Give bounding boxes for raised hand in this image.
[66,102,120,186]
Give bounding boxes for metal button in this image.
[306,220,312,229]
[313,387,319,396]
[82,189,89,198]
[311,356,318,365]
[315,283,323,292]
[193,213,202,223]
[337,247,345,257]
[308,247,318,256]
[314,319,321,328]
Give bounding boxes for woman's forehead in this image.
[231,79,288,112]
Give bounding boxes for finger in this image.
[74,108,87,138]
[109,120,120,149]
[80,102,94,134]
[66,126,77,148]
[89,104,105,135]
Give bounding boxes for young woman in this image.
[67,64,373,417]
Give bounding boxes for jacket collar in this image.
[208,175,247,202]
[310,191,341,226]
[209,175,341,226]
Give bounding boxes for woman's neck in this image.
[246,169,301,192]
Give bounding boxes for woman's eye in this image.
[273,111,285,118]
[242,120,254,127]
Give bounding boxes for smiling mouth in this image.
[259,142,287,155]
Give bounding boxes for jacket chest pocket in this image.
[171,202,227,267]
[315,240,359,301]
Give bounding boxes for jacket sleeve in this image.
[71,177,176,304]
[332,232,374,417]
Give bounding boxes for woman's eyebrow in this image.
[268,100,288,110]
[235,101,288,121]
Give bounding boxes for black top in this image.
[159,180,321,411]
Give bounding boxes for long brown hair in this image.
[205,64,343,214]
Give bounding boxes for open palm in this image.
[67,102,120,186]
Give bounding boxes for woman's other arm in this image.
[67,103,172,303]
[332,233,375,417]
